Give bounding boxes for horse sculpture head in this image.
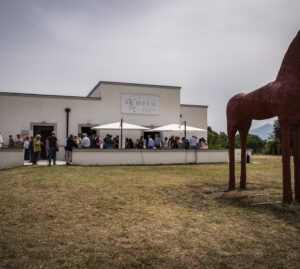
[276,30,300,82]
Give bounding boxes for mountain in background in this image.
[249,123,273,140]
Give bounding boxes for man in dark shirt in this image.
[46,131,58,166]
[136,137,144,149]
[106,135,114,149]
[28,136,34,162]
[114,135,119,149]
[93,134,100,148]
[90,134,96,148]
[65,134,78,165]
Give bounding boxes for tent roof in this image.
[92,122,149,130]
[149,124,207,132]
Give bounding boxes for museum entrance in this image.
[143,132,161,139]
[33,125,54,159]
[81,127,97,137]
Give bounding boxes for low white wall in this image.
[0,148,24,169]
[72,149,229,166]
[56,145,66,161]
[235,149,252,162]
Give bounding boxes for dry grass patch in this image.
[0,155,300,268]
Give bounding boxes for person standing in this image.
[46,131,59,166]
[175,137,181,148]
[94,134,104,149]
[125,138,129,149]
[76,134,82,147]
[154,133,162,149]
[90,134,96,148]
[106,135,114,149]
[170,136,179,149]
[128,138,134,148]
[32,135,41,165]
[114,135,119,149]
[168,136,174,149]
[65,134,78,165]
[28,136,34,162]
[189,136,197,149]
[162,137,168,149]
[93,134,100,148]
[8,134,15,148]
[23,137,30,160]
[181,137,186,149]
[136,137,144,149]
[147,135,154,149]
[81,133,90,148]
[16,134,24,148]
[99,136,104,149]
[0,132,3,148]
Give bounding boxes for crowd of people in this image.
[0,132,59,165]
[66,133,208,150]
[0,132,208,165]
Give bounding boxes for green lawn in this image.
[0,155,299,268]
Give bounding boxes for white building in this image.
[0,81,207,159]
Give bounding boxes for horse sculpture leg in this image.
[239,123,251,189]
[294,124,300,201]
[281,122,293,202]
[228,127,237,190]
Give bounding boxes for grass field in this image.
[0,155,300,268]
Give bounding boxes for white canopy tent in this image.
[149,124,206,132]
[92,121,149,148]
[149,122,207,140]
[92,122,149,131]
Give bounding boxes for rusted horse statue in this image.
[227,31,300,202]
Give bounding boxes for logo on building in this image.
[122,94,159,114]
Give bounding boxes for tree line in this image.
[207,120,291,154]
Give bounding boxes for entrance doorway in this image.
[81,127,97,137]
[33,125,54,159]
[143,132,161,140]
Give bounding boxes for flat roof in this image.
[180,104,208,108]
[87,81,181,97]
[0,91,100,100]
[0,92,208,108]
[0,82,208,108]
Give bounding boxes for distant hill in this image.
[249,124,273,140]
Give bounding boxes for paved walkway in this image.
[24,160,66,166]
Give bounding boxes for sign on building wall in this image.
[122,94,159,114]
[20,130,30,138]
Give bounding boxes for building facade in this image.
[0,81,207,159]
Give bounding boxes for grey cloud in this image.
[0,0,299,132]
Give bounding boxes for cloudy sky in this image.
[0,0,299,132]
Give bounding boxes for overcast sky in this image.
[1,0,299,132]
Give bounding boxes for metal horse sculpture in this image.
[227,31,300,202]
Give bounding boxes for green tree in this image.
[218,132,229,148]
[234,134,265,153]
[207,126,265,153]
[246,134,265,153]
[266,120,294,155]
[207,126,224,149]
[266,136,281,155]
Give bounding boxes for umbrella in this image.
[149,122,206,139]
[92,120,149,148]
